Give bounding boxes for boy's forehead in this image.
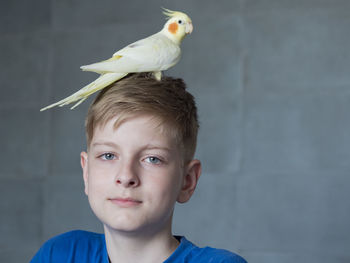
[92,113,178,144]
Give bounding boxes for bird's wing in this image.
[80,33,180,74]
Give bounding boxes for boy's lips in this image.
[109,197,142,207]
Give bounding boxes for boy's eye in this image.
[100,153,116,160]
[145,156,162,165]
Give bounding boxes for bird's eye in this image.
[178,20,183,24]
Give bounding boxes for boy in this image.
[31,73,247,263]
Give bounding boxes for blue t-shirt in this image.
[31,230,247,263]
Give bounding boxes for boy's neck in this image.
[104,224,179,263]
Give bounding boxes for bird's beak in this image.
[186,22,193,34]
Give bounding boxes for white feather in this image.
[81,33,181,74]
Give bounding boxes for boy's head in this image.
[81,73,202,235]
[85,73,199,163]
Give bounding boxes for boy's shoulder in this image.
[47,229,103,240]
[168,236,247,263]
[30,230,108,263]
[40,230,105,249]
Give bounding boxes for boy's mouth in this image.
[109,197,142,207]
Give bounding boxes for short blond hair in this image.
[85,73,199,161]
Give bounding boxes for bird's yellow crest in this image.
[162,8,188,20]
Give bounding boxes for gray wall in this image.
[1,0,350,262]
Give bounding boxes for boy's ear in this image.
[177,159,202,203]
[80,151,89,196]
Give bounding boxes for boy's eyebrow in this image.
[91,141,118,148]
[143,144,172,152]
[91,141,172,152]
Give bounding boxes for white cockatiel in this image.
[40,9,193,111]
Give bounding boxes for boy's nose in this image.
[115,160,140,188]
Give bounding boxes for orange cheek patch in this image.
[168,22,178,34]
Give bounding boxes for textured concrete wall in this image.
[1,0,350,262]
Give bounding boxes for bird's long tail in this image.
[40,72,128,111]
